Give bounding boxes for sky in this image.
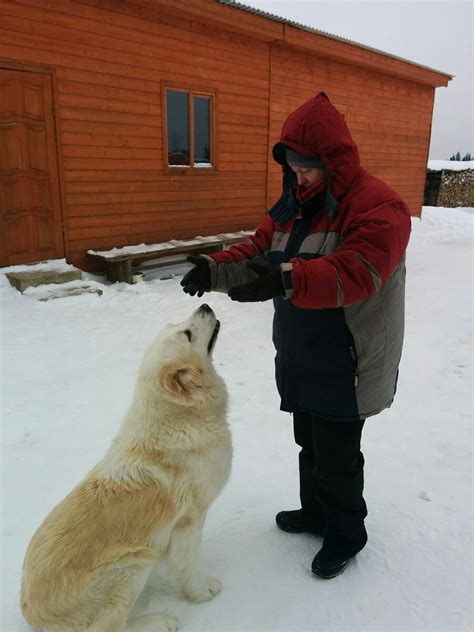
[242,0,473,160]
[2,206,473,631]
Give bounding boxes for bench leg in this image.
[108,259,132,283]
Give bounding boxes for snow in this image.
[22,280,104,302]
[167,163,212,169]
[428,160,474,171]
[0,259,79,274]
[1,207,473,632]
[87,231,254,259]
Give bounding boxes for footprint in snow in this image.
[418,490,433,501]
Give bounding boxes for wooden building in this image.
[0,0,451,269]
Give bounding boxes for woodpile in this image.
[437,169,474,207]
[424,171,442,206]
[424,168,474,207]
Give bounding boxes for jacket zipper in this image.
[348,344,360,388]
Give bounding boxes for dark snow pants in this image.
[294,412,368,557]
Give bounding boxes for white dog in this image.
[21,304,232,632]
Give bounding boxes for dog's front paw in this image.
[186,576,222,603]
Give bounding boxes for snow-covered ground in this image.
[428,160,474,171]
[1,207,472,632]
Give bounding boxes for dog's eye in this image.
[183,330,192,342]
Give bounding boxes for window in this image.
[164,85,215,170]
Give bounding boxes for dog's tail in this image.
[95,544,159,569]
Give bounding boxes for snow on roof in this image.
[428,160,474,171]
[217,0,453,79]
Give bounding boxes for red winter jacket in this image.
[206,92,412,421]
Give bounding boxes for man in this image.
[181,92,411,578]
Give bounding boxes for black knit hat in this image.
[285,148,325,169]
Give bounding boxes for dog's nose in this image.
[199,303,213,314]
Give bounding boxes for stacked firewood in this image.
[437,169,474,207]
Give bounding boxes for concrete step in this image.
[6,268,82,292]
[23,280,103,301]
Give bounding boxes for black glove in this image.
[228,260,284,302]
[180,255,211,297]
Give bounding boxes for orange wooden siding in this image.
[267,44,434,217]
[0,0,270,265]
[0,0,449,268]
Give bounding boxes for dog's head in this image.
[140,304,224,407]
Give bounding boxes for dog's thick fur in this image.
[21,305,232,632]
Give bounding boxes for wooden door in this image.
[0,68,64,266]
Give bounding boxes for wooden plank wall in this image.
[267,43,434,217]
[0,0,270,266]
[0,0,439,270]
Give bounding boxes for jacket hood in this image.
[273,92,360,203]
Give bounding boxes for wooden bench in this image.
[87,232,253,283]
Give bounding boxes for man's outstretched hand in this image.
[180,256,211,297]
[228,260,284,302]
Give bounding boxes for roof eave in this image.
[217,0,452,88]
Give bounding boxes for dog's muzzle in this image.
[197,304,220,354]
[208,320,220,354]
[198,303,213,315]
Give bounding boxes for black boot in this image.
[311,534,366,579]
[275,509,324,536]
[311,548,353,579]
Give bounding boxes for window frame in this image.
[162,81,217,175]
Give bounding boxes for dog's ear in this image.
[159,362,203,401]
